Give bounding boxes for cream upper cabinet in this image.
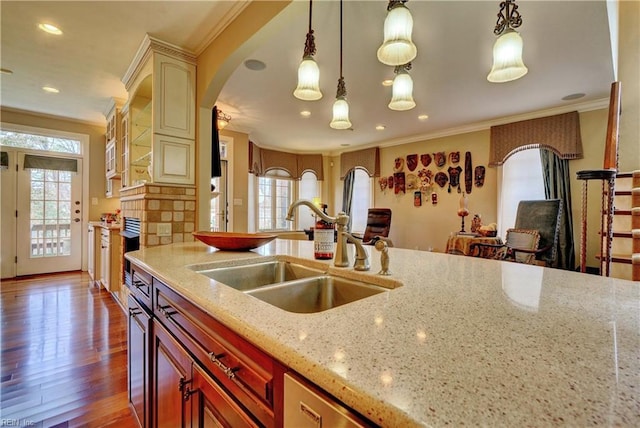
[121,35,196,187]
[153,53,196,140]
[104,99,123,197]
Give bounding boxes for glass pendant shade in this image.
[294,55,322,100]
[330,96,352,129]
[388,69,415,111]
[487,29,528,83]
[377,4,417,66]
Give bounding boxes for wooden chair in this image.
[471,199,562,266]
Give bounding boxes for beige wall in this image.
[375,130,496,252]
[618,0,640,171]
[0,108,117,221]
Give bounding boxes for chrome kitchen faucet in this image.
[286,200,370,271]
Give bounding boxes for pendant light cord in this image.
[339,0,343,79]
[308,0,313,33]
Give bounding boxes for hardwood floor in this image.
[1,271,138,427]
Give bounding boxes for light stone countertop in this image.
[88,220,121,230]
[126,239,640,427]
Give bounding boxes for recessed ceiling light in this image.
[42,86,60,93]
[244,59,266,71]
[300,110,311,117]
[0,68,13,75]
[340,143,350,147]
[38,23,63,35]
[562,93,586,101]
[375,125,385,131]
[418,114,429,120]
[382,79,393,87]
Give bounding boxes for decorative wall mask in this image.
[378,176,388,191]
[420,153,432,167]
[475,166,486,187]
[406,173,417,190]
[464,151,473,194]
[434,171,448,188]
[393,157,404,172]
[388,175,394,190]
[406,154,418,171]
[433,151,446,168]
[448,165,463,193]
[393,172,406,194]
[449,151,460,164]
[431,192,438,205]
[417,168,433,187]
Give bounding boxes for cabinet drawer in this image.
[130,263,153,310]
[153,279,282,427]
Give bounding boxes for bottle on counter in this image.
[314,204,334,260]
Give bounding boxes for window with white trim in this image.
[257,171,293,231]
[297,171,321,231]
[498,149,545,238]
[350,168,373,234]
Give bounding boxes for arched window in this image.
[498,149,545,238]
[257,169,293,231]
[297,171,321,231]
[349,169,373,234]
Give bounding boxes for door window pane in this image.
[29,168,72,257]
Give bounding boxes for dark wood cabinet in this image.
[128,263,368,428]
[128,295,152,428]
[153,320,193,428]
[191,364,260,428]
[153,278,285,427]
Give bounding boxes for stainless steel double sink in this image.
[194,260,392,313]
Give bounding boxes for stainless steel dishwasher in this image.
[284,373,370,427]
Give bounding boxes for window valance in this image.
[248,141,324,180]
[489,111,583,166]
[340,147,380,179]
[23,154,78,172]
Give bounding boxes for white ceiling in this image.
[1,1,614,153]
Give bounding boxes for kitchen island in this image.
[126,239,639,426]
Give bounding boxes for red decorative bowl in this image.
[192,231,277,251]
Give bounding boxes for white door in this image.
[16,152,83,275]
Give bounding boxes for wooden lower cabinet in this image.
[128,295,152,428]
[192,364,259,428]
[128,264,370,428]
[152,319,262,428]
[153,320,192,428]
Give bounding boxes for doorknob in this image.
[75,209,80,214]
[74,218,81,223]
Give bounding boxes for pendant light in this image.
[294,0,322,100]
[388,63,415,111]
[330,0,352,130]
[377,0,417,67]
[487,0,528,83]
